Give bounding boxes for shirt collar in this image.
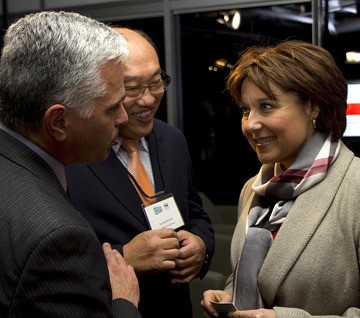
[113,136,149,153]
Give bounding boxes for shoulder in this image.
[151,119,187,145]
[336,142,360,176]
[1,173,92,245]
[153,118,184,136]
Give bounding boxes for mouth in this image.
[131,109,152,119]
[253,136,276,145]
[132,109,151,118]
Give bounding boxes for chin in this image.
[257,156,274,165]
[93,149,112,163]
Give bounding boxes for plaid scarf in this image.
[249,132,340,229]
[234,132,340,310]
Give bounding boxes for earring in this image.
[312,118,317,130]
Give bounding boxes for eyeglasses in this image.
[124,71,171,99]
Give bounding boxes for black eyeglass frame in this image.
[124,70,171,98]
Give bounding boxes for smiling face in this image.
[116,30,163,139]
[240,79,319,170]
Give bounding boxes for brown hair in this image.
[227,40,347,140]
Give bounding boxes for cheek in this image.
[286,117,310,140]
[241,119,248,135]
[154,94,163,104]
[122,99,135,112]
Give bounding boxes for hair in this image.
[226,40,348,140]
[0,11,128,135]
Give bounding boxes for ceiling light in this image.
[346,51,360,64]
[231,10,241,30]
[216,10,241,30]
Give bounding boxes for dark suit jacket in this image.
[66,119,215,318]
[0,129,141,318]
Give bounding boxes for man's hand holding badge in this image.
[141,193,207,283]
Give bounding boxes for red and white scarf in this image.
[249,132,340,229]
[233,133,340,310]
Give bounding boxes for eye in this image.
[148,78,163,88]
[260,103,273,111]
[240,106,250,117]
[125,86,142,98]
[125,86,140,92]
[260,103,273,110]
[109,104,120,113]
[150,78,162,84]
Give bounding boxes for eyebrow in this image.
[124,69,162,83]
[108,94,126,109]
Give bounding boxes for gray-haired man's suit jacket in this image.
[0,128,141,318]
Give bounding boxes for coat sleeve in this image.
[11,224,141,318]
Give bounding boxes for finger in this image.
[112,249,127,265]
[102,242,114,262]
[114,250,122,260]
[161,260,177,270]
[156,228,179,239]
[164,238,180,249]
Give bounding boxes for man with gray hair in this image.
[0,11,141,318]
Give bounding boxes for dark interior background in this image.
[2,1,359,205]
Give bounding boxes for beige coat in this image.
[226,142,360,317]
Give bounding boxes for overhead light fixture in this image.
[346,51,360,64]
[216,10,241,30]
[216,11,229,25]
[231,10,241,30]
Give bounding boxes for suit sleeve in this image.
[11,224,141,318]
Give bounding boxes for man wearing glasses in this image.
[66,28,215,318]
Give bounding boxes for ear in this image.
[44,104,68,142]
[305,101,320,120]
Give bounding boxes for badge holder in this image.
[142,193,185,230]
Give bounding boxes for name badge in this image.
[142,193,184,230]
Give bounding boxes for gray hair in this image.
[0,11,128,134]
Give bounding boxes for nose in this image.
[243,111,262,134]
[115,104,128,127]
[136,87,156,106]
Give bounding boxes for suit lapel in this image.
[86,123,171,227]
[87,149,149,227]
[258,143,353,306]
[147,123,168,193]
[0,129,68,201]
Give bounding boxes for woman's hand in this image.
[201,289,233,317]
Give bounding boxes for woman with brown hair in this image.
[202,40,360,318]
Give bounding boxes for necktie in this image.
[121,138,155,205]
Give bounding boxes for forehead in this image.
[242,79,283,97]
[124,36,160,74]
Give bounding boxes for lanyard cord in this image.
[126,169,165,199]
